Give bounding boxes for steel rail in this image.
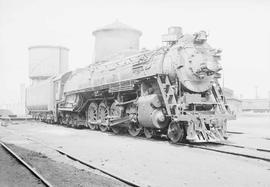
[226,131,244,134]
[99,131,270,162]
[20,137,140,187]
[0,141,54,187]
[59,123,270,163]
[55,149,140,187]
[89,130,270,163]
[5,122,270,183]
[2,128,139,187]
[209,142,270,153]
[175,142,270,163]
[97,130,270,158]
[47,122,270,163]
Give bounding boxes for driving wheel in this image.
[87,102,99,130]
[98,102,109,132]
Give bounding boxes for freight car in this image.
[26,24,234,143]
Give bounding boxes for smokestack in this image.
[162,26,183,44]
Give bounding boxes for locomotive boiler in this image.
[26,22,234,143]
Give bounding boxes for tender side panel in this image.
[26,79,54,112]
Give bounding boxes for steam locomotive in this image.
[26,25,234,143]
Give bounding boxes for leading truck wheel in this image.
[128,122,142,137]
[167,121,185,143]
[144,128,155,139]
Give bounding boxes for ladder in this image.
[157,75,180,117]
[212,81,228,113]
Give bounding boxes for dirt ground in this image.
[0,146,45,187]
[227,113,270,149]
[0,115,270,187]
[3,144,129,187]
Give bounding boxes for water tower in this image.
[92,21,142,63]
[28,45,69,83]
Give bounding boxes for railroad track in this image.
[71,126,270,163]
[2,123,270,187]
[174,142,270,163]
[89,128,270,163]
[55,149,139,187]
[30,123,270,164]
[227,131,244,134]
[0,141,53,187]
[1,127,140,187]
[117,130,270,163]
[57,122,270,161]
[212,142,270,153]
[22,136,140,187]
[97,131,270,163]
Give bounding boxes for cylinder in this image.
[137,94,169,129]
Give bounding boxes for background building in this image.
[242,99,270,112]
[223,87,242,114]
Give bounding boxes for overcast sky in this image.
[0,0,270,104]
